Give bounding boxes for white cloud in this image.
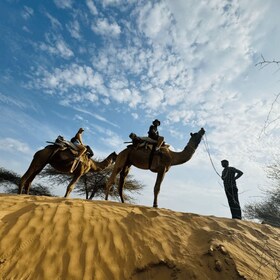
[142,88,165,110]
[22,26,31,33]
[41,64,101,89]
[131,113,139,119]
[29,1,278,133]
[0,138,31,154]
[137,2,172,40]
[72,107,119,128]
[0,92,27,109]
[56,39,74,58]
[84,92,98,102]
[45,12,62,30]
[110,88,142,108]
[100,130,124,149]
[101,0,123,7]
[167,110,195,124]
[26,1,280,169]
[91,18,121,37]
[88,123,124,149]
[86,0,98,15]
[38,35,73,58]
[53,0,72,9]
[21,6,33,20]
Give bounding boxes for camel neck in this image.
[90,157,111,171]
[170,143,197,166]
[89,152,116,172]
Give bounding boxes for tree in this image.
[255,55,280,68]
[0,167,53,196]
[38,164,144,203]
[244,162,280,227]
[256,55,280,136]
[0,167,20,186]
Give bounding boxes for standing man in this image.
[221,159,243,219]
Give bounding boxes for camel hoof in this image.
[153,204,158,208]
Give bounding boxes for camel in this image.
[19,145,117,197]
[105,127,205,207]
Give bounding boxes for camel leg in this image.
[119,166,130,203]
[23,172,39,194]
[105,173,117,201]
[19,162,46,194]
[19,175,27,194]
[105,165,123,201]
[64,175,81,198]
[105,150,128,201]
[153,170,166,208]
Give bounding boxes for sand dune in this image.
[0,194,279,280]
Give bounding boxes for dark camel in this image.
[105,128,205,207]
[19,145,117,197]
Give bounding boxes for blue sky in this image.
[1,0,280,218]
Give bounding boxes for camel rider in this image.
[70,128,87,172]
[148,119,164,150]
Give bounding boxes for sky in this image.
[1,0,280,219]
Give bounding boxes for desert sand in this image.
[0,194,279,280]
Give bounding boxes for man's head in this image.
[153,119,160,126]
[221,159,229,168]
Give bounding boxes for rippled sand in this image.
[0,194,279,279]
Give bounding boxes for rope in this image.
[203,132,241,211]
[202,133,221,178]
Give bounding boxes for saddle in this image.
[47,136,94,158]
[127,133,169,150]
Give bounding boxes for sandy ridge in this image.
[0,194,279,280]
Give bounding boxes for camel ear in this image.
[190,133,193,136]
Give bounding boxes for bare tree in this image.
[0,167,53,196]
[0,167,20,186]
[256,55,280,136]
[38,164,144,203]
[255,54,280,68]
[244,162,280,227]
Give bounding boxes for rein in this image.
[203,132,221,178]
[203,132,240,206]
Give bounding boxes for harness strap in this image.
[148,146,156,170]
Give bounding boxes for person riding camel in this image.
[148,119,164,151]
[70,128,87,172]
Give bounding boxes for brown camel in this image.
[105,127,205,207]
[19,145,117,197]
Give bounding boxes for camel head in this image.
[189,128,205,148]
